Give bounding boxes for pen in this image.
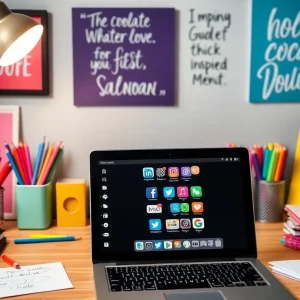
[1,254,20,269]
[14,236,81,244]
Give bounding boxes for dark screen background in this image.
[94,159,248,254]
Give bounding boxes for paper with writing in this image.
[0,262,73,298]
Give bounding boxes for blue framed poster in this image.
[249,0,300,103]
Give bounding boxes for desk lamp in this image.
[0,1,43,66]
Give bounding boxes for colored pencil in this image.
[16,145,30,185]
[37,142,49,179]
[10,143,28,185]
[0,162,12,186]
[37,143,54,185]
[24,142,33,182]
[31,137,46,185]
[39,142,62,185]
[45,147,64,183]
[5,149,24,185]
[14,236,81,244]
[19,142,30,183]
[4,142,11,153]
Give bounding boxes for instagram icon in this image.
[168,167,179,178]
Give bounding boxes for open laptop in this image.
[90,148,295,300]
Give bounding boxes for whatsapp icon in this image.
[180,203,189,213]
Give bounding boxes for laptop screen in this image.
[90,148,256,262]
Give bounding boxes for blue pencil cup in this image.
[16,182,53,229]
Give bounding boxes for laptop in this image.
[90,148,295,300]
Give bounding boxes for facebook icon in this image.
[146,187,158,199]
[143,167,154,178]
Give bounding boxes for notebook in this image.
[269,260,300,281]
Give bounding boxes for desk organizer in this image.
[16,182,52,229]
[255,180,285,223]
[56,178,87,227]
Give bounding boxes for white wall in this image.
[1,0,299,188]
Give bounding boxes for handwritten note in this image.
[72,8,176,106]
[250,0,300,103]
[188,9,232,87]
[0,262,73,298]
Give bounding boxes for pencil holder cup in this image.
[16,182,53,229]
[0,187,4,224]
[255,180,286,223]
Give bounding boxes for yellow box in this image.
[56,178,87,227]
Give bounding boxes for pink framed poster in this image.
[0,10,49,96]
[0,106,19,219]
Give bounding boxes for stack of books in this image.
[0,228,6,252]
[284,205,300,236]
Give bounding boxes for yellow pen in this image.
[29,234,67,238]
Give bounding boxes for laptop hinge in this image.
[116,257,237,266]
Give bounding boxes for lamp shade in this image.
[0,1,43,66]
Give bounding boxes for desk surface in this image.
[1,221,300,299]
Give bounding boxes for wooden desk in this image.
[1,222,300,299]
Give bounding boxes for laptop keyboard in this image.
[106,262,268,292]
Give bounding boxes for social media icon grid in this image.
[145,186,202,199]
[134,238,223,252]
[143,166,205,234]
[143,166,200,179]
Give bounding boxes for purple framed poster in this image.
[72,8,176,106]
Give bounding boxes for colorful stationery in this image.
[24,142,33,182]
[29,234,68,238]
[251,150,262,180]
[16,144,30,185]
[37,141,49,180]
[3,137,63,186]
[5,149,24,185]
[45,147,64,183]
[11,143,28,185]
[1,254,20,269]
[249,143,287,182]
[31,137,46,185]
[14,236,81,244]
[38,141,62,185]
[37,143,54,185]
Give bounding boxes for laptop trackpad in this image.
[164,291,227,300]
